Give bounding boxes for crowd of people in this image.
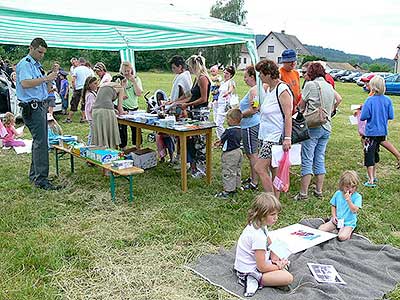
[7,37,398,296]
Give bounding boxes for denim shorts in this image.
[301,126,331,176]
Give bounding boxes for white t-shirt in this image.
[170,70,192,101]
[258,83,293,143]
[234,224,271,273]
[217,79,235,105]
[73,65,93,90]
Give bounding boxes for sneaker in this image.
[240,182,258,191]
[364,181,376,188]
[293,193,308,201]
[244,275,259,297]
[63,118,72,124]
[79,118,87,123]
[214,191,236,198]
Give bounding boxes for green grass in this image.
[1,71,400,299]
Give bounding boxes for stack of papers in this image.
[307,263,346,284]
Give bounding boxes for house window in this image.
[243,57,247,64]
[268,46,274,53]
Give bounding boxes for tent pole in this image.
[246,40,263,104]
[120,49,136,73]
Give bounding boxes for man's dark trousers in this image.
[22,102,49,186]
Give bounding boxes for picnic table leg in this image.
[180,134,187,192]
[70,154,74,173]
[129,175,133,203]
[205,130,212,185]
[136,127,142,149]
[55,148,59,176]
[110,172,116,202]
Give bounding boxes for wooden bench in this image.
[52,144,144,203]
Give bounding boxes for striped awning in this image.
[0,0,256,51]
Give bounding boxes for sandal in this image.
[397,160,400,169]
[293,193,308,201]
[241,177,251,185]
[363,181,376,188]
[313,190,323,198]
[363,181,376,187]
[214,191,236,198]
[240,182,258,191]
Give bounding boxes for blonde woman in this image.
[175,55,211,177]
[116,61,143,150]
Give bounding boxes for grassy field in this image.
[1,71,399,299]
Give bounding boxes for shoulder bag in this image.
[276,82,310,144]
[304,81,329,128]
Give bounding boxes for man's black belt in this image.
[18,100,45,109]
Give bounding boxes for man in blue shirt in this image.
[16,37,60,190]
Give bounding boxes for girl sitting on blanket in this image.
[319,170,362,241]
[234,193,293,297]
[2,112,25,147]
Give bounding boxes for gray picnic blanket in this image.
[186,219,400,300]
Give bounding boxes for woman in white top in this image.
[254,60,293,198]
[215,66,236,140]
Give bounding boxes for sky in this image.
[171,0,399,59]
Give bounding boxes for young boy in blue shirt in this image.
[214,108,243,198]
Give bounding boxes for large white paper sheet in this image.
[269,224,337,256]
[271,144,301,168]
[14,139,32,154]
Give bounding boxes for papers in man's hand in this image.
[349,115,358,125]
[271,144,301,168]
[269,239,292,259]
[16,125,24,135]
[307,263,346,284]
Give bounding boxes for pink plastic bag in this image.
[273,151,291,192]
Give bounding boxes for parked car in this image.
[384,73,400,95]
[356,73,374,86]
[340,72,362,83]
[327,69,341,76]
[333,70,352,81]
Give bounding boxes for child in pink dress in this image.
[2,112,25,147]
[82,76,98,145]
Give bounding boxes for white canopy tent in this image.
[0,0,259,68]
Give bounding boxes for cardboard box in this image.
[87,148,122,164]
[112,159,134,170]
[128,148,157,169]
[80,146,106,158]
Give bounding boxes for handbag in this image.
[291,110,310,144]
[276,83,310,144]
[304,81,329,128]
